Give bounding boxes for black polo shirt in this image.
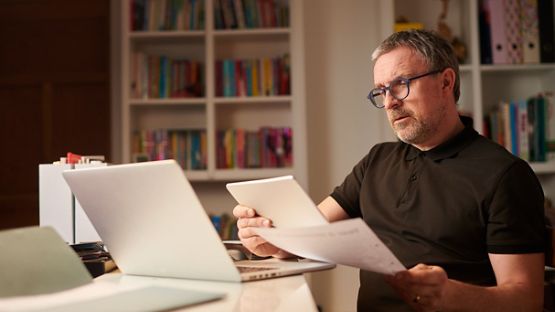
[331,117,545,311]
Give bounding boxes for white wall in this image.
[303,0,390,311]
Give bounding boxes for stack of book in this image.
[132,129,208,170]
[215,55,290,97]
[483,93,555,162]
[214,0,289,29]
[216,127,292,169]
[209,213,238,240]
[131,0,205,31]
[130,52,204,99]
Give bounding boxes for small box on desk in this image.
[39,160,107,244]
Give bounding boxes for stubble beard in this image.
[388,108,437,146]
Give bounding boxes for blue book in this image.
[509,101,518,156]
[159,56,167,98]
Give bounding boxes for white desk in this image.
[0,271,318,312]
[96,271,318,312]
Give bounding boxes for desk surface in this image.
[0,270,318,312]
[96,271,318,312]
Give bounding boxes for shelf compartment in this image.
[214,28,290,37]
[214,95,291,104]
[530,162,555,175]
[214,34,289,59]
[480,64,555,72]
[215,101,291,129]
[130,31,206,40]
[130,104,206,130]
[129,98,207,106]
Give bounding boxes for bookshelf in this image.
[379,0,555,200]
[119,0,308,210]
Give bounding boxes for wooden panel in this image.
[0,85,43,228]
[51,82,111,158]
[0,0,110,230]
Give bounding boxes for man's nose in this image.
[383,91,400,110]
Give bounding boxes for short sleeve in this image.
[330,149,374,218]
[486,159,546,254]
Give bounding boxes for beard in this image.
[388,108,435,145]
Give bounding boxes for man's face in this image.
[373,47,447,148]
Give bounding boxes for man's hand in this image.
[385,263,448,311]
[233,204,287,258]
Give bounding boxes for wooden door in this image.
[0,0,111,229]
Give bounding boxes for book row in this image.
[132,129,208,170]
[130,52,204,99]
[216,127,293,169]
[215,55,290,97]
[479,0,555,64]
[131,0,205,31]
[210,213,238,240]
[214,0,289,29]
[483,93,555,162]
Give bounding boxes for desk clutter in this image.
[71,242,116,278]
[39,153,107,245]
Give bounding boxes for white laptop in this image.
[62,160,334,282]
[226,176,329,228]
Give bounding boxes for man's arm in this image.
[387,253,544,311]
[234,196,350,258]
[318,196,350,222]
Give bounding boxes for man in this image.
[233,30,545,311]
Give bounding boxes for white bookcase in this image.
[379,0,555,199]
[118,0,307,213]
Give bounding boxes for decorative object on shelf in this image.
[394,16,424,33]
[437,0,467,63]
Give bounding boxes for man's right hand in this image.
[233,204,289,258]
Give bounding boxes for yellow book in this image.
[252,59,259,96]
[394,22,424,32]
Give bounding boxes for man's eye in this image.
[391,79,407,87]
[372,89,385,97]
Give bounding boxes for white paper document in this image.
[254,218,406,275]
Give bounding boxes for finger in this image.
[406,264,447,285]
[232,205,256,218]
[237,217,272,229]
[238,226,269,240]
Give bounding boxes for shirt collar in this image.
[405,115,478,161]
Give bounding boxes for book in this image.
[520,0,540,63]
[545,92,555,160]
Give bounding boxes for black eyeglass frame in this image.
[367,69,443,108]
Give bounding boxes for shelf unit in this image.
[378,0,555,199]
[119,0,308,195]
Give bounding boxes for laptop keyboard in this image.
[236,266,276,273]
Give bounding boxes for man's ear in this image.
[441,68,456,92]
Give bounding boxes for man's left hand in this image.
[385,263,448,311]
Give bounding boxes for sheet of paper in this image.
[254,218,405,275]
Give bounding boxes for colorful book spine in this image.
[132,129,207,170]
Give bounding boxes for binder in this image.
[505,0,523,64]
[520,0,540,63]
[538,0,555,62]
[479,0,493,64]
[489,0,509,63]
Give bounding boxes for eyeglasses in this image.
[367,69,443,108]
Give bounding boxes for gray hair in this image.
[371,29,460,102]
